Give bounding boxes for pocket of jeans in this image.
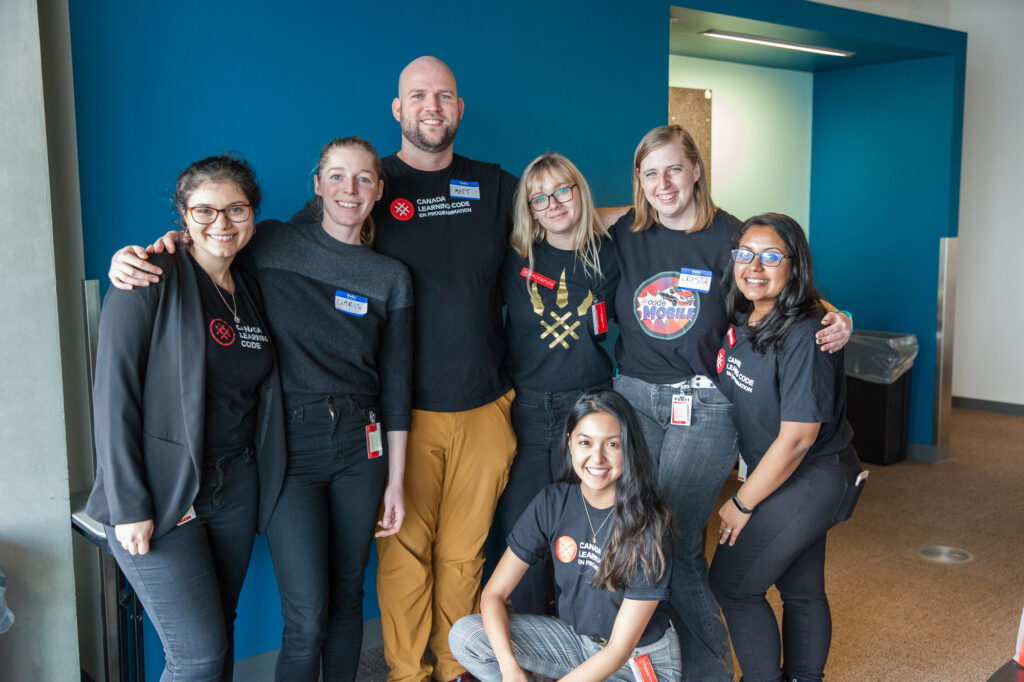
[692,386,732,409]
[831,476,866,523]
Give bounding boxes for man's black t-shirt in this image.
[508,482,672,646]
[193,258,274,457]
[612,209,741,383]
[715,314,854,469]
[501,239,619,392]
[371,153,518,412]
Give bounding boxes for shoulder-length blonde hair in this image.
[511,152,609,279]
[631,125,716,233]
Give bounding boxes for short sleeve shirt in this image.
[508,482,672,646]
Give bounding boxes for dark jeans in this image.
[495,384,602,614]
[614,374,736,682]
[708,448,860,682]
[107,447,258,682]
[266,396,388,682]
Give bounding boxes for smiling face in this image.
[184,181,255,267]
[637,141,701,230]
[393,57,464,154]
[735,224,793,318]
[528,171,581,248]
[314,146,384,239]
[569,411,624,508]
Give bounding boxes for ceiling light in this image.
[700,30,854,57]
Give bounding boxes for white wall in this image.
[669,55,814,229]
[0,0,81,678]
[816,0,1024,406]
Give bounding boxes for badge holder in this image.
[366,411,383,459]
[671,388,692,426]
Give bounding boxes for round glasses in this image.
[528,184,577,211]
[187,204,252,225]
[731,248,791,267]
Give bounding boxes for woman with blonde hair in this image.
[495,152,620,615]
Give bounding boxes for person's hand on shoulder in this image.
[816,311,852,353]
[107,230,185,290]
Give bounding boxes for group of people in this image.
[89,55,864,682]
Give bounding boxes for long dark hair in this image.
[725,212,824,353]
[559,388,672,590]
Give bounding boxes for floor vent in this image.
[917,545,974,563]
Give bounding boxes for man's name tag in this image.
[678,268,712,293]
[671,393,692,426]
[335,290,368,316]
[450,180,480,200]
[366,423,383,459]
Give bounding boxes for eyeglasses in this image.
[731,248,791,267]
[187,204,252,225]
[528,184,577,211]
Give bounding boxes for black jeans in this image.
[107,447,258,682]
[495,384,603,614]
[266,396,387,682]
[708,447,860,682]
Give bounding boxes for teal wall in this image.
[810,56,959,445]
[669,55,814,229]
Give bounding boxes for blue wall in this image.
[809,56,958,445]
[68,0,668,674]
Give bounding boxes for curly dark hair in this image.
[173,153,260,228]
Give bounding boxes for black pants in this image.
[266,396,387,682]
[708,447,860,682]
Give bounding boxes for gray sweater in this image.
[246,218,413,431]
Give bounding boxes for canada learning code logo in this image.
[633,272,700,339]
[555,536,578,563]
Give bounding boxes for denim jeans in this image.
[614,374,736,682]
[266,396,387,682]
[708,448,860,682]
[107,447,258,682]
[495,385,602,614]
[449,613,681,681]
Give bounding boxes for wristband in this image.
[732,493,754,515]
[838,310,852,320]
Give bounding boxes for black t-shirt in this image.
[501,239,619,392]
[715,314,854,469]
[508,482,672,646]
[193,259,274,457]
[369,153,518,412]
[612,209,741,382]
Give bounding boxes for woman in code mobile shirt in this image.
[450,388,681,681]
[494,152,619,615]
[611,125,851,681]
[709,214,862,682]
[87,155,285,681]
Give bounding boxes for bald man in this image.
[364,57,517,682]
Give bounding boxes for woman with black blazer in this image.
[86,154,285,682]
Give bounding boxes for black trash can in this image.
[845,331,918,465]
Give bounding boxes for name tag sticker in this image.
[519,267,557,289]
[450,180,481,200]
[678,268,712,293]
[335,290,368,316]
[366,423,383,459]
[671,393,692,426]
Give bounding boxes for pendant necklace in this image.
[580,487,613,543]
[212,276,241,324]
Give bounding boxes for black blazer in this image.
[86,250,286,539]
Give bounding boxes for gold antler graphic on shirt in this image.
[530,268,595,350]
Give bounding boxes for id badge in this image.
[629,652,658,682]
[737,454,748,482]
[366,422,383,459]
[592,300,608,335]
[671,393,692,426]
[177,505,197,526]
